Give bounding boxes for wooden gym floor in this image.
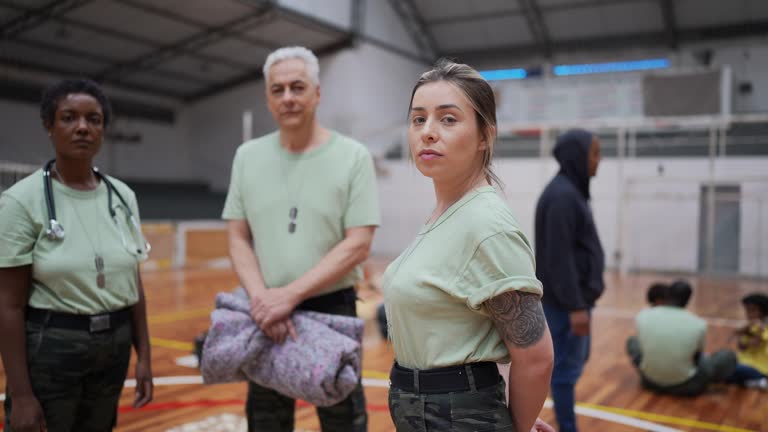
[1,261,767,431]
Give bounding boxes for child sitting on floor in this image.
[727,293,768,390]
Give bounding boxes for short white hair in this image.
[262,46,320,85]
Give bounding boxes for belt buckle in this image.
[90,314,111,332]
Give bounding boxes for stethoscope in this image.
[43,158,151,255]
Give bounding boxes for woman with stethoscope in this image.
[0,79,153,432]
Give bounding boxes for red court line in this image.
[0,399,389,431]
[117,398,390,413]
[296,399,389,412]
[118,399,245,413]
[0,399,389,430]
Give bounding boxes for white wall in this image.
[277,0,352,31]
[316,42,427,153]
[373,157,768,278]
[105,113,193,181]
[184,80,269,191]
[361,0,423,58]
[739,181,768,276]
[0,99,193,182]
[0,100,50,165]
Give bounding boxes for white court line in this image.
[0,375,687,431]
[362,377,389,388]
[175,354,199,369]
[124,375,204,388]
[571,404,684,432]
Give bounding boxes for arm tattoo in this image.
[486,291,546,348]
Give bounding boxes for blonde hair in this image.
[408,59,501,187]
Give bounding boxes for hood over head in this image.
[553,128,594,199]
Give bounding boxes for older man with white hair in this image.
[222,46,379,431]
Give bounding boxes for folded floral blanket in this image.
[201,292,364,407]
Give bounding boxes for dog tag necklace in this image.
[73,201,106,288]
[279,145,308,234]
[55,164,107,288]
[95,255,106,288]
[67,183,106,287]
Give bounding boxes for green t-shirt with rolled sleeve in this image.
[382,186,543,369]
[222,131,380,295]
[0,169,147,315]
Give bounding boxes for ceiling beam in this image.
[0,56,187,99]
[425,0,653,26]
[186,36,354,103]
[0,1,254,71]
[0,0,92,38]
[386,0,439,60]
[445,20,768,63]
[351,0,365,39]
[659,0,678,50]
[115,0,278,50]
[184,0,364,101]
[56,16,253,71]
[12,36,214,85]
[0,78,176,123]
[427,10,521,26]
[95,2,275,83]
[518,0,552,58]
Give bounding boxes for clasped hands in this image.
[249,287,300,344]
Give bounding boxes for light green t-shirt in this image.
[636,306,707,385]
[382,186,543,369]
[0,169,147,314]
[222,131,380,295]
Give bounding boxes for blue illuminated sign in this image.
[478,68,528,81]
[553,59,670,76]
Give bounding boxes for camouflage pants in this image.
[4,320,132,432]
[246,381,367,432]
[245,289,367,432]
[388,381,515,432]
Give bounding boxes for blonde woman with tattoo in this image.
[383,60,555,432]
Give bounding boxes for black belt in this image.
[390,361,502,394]
[27,307,132,333]
[296,286,356,313]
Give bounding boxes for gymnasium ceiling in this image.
[406,0,768,63]
[1,0,768,105]
[0,0,355,103]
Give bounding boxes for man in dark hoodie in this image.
[535,129,605,432]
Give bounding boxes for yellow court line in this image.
[150,337,194,351]
[577,402,756,432]
[147,308,212,325]
[362,370,389,380]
